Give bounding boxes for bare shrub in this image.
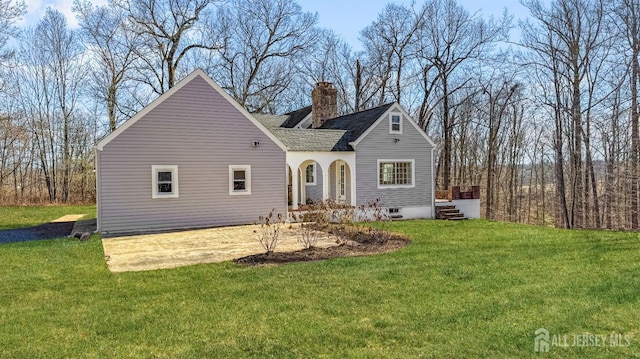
[355,198,389,222]
[254,209,285,253]
[292,198,395,247]
[360,198,394,242]
[290,211,321,249]
[297,222,320,249]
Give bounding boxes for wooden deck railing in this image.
[436,186,480,201]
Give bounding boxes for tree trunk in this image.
[630,35,639,229]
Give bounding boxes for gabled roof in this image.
[256,101,434,152]
[281,106,312,128]
[252,106,351,151]
[318,103,395,142]
[96,69,287,152]
[253,102,401,152]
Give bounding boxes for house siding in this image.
[97,76,286,235]
[354,107,433,211]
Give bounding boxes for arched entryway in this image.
[286,153,356,210]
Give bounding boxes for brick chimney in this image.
[311,82,337,128]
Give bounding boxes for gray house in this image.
[96,69,436,235]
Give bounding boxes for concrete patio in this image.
[101,223,336,272]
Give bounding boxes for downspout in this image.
[431,146,436,219]
[94,146,102,233]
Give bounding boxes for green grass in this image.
[1,217,639,358]
[0,205,96,230]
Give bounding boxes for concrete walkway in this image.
[102,223,336,273]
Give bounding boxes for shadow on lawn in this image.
[0,221,76,244]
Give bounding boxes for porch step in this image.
[435,205,467,220]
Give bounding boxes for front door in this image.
[336,161,346,202]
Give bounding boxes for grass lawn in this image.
[0,217,639,358]
[0,205,96,230]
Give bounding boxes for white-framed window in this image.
[152,165,179,199]
[305,163,316,185]
[389,113,402,134]
[377,160,414,188]
[229,165,251,195]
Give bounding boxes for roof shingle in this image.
[280,106,312,128]
[252,103,394,152]
[269,128,352,151]
[318,103,394,142]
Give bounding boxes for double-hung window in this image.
[152,165,179,198]
[229,165,251,195]
[389,114,402,134]
[377,160,414,188]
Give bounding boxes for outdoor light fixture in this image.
[393,138,400,143]
[252,140,260,147]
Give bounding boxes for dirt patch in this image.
[51,214,86,223]
[102,223,339,272]
[234,224,410,266]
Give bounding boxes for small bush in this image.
[291,198,393,247]
[297,222,319,249]
[290,210,322,249]
[254,209,285,253]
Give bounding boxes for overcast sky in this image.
[19,0,530,49]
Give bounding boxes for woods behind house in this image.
[0,0,638,230]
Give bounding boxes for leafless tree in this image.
[481,77,520,219]
[521,0,608,228]
[13,8,87,202]
[208,0,318,113]
[612,0,640,229]
[415,0,508,190]
[74,0,139,132]
[360,3,425,106]
[112,0,219,94]
[0,0,25,62]
[297,29,356,114]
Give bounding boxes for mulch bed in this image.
[0,221,75,244]
[234,224,411,266]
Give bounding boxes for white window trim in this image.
[152,165,179,199]
[389,113,402,134]
[305,163,316,185]
[229,165,251,195]
[377,159,415,189]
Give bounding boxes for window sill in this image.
[378,184,415,189]
[230,191,252,196]
[152,193,179,199]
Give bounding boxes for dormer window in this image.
[390,114,402,134]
